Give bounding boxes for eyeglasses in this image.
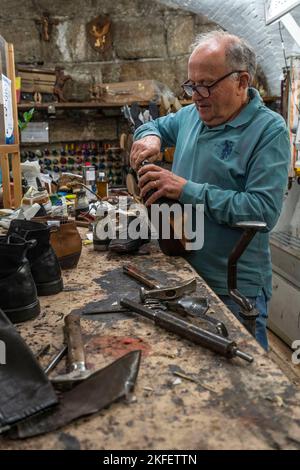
[181,70,246,98]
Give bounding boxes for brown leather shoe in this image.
[33,217,82,269]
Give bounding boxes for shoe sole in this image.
[59,252,81,269]
[36,277,64,296]
[93,240,110,251]
[3,299,41,324]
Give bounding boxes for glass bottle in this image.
[96,171,108,198]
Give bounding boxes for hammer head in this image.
[51,368,92,391]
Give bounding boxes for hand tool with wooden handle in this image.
[51,314,92,389]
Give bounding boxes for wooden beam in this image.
[0,154,12,208]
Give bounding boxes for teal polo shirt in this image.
[134,88,290,299]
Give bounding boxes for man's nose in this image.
[192,89,205,100]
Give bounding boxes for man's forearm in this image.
[179,180,284,231]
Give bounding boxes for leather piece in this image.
[33,217,82,266]
[0,308,58,432]
[8,350,141,439]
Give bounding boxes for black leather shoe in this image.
[0,235,40,323]
[108,215,149,254]
[8,220,63,296]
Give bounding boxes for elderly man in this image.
[130,31,290,351]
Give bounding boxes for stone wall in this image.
[0,0,219,141]
[0,0,219,99]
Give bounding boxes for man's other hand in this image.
[138,164,187,206]
[130,135,161,170]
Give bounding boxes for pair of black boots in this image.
[0,220,63,324]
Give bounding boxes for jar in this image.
[96,171,108,198]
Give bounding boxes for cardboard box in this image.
[17,67,56,94]
[97,80,161,105]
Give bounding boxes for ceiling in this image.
[158,0,300,94]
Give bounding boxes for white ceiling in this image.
[158,0,300,94]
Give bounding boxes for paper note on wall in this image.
[1,74,14,144]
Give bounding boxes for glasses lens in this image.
[182,85,193,97]
[197,86,209,98]
[182,84,210,98]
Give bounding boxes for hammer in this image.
[51,314,92,390]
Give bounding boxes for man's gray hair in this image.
[191,30,257,83]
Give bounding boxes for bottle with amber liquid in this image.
[96,171,108,198]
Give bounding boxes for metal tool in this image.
[123,263,226,335]
[140,277,197,302]
[166,296,228,337]
[228,221,267,336]
[51,314,93,389]
[82,307,130,315]
[44,345,68,375]
[120,298,253,363]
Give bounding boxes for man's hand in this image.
[130,135,161,170]
[138,164,187,206]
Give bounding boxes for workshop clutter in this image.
[21,141,126,185]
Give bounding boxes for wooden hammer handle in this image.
[64,314,86,371]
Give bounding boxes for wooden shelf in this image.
[0,41,22,209]
[0,144,19,153]
[18,101,151,110]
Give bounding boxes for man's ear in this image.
[239,72,250,90]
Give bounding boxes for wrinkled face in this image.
[188,41,248,127]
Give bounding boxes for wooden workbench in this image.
[1,237,300,450]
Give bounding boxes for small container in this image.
[93,202,111,251]
[96,171,108,198]
[75,189,89,219]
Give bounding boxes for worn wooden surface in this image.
[1,236,300,450]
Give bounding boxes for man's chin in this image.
[197,107,213,122]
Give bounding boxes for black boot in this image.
[0,235,40,323]
[8,220,63,296]
[108,214,149,254]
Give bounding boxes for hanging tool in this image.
[228,221,267,336]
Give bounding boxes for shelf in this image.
[0,144,19,153]
[18,101,151,110]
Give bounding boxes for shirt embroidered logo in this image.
[216,140,234,160]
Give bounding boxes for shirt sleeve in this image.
[179,124,291,232]
[133,111,181,148]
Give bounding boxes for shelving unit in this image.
[18,101,150,110]
[0,41,22,208]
